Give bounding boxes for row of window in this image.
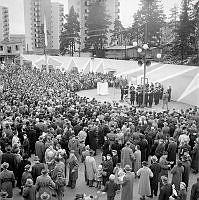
[0,45,19,52]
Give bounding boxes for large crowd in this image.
[0,64,198,200]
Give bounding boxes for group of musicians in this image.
[121,83,171,108]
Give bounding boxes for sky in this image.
[0,0,182,34]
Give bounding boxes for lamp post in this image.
[133,42,161,108]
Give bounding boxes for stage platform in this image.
[77,87,194,112]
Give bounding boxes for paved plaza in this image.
[14,88,195,200]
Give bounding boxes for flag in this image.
[44,13,48,47]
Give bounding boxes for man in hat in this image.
[121,141,135,169]
[0,162,15,198]
[31,156,45,184]
[22,179,36,200]
[137,161,153,200]
[158,176,172,200]
[167,137,177,168]
[102,174,119,200]
[67,150,79,189]
[85,150,97,187]
[35,136,45,163]
[1,145,17,176]
[121,165,135,200]
[149,156,161,198]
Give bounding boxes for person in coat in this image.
[35,136,45,163]
[22,179,36,200]
[102,174,119,200]
[134,145,141,175]
[67,150,79,189]
[177,182,187,200]
[191,141,199,173]
[0,162,15,198]
[158,176,172,200]
[21,164,32,193]
[181,154,191,190]
[167,137,177,168]
[137,161,153,200]
[149,156,161,197]
[171,161,184,192]
[35,168,55,200]
[190,177,199,200]
[31,156,45,184]
[121,141,135,169]
[121,165,135,200]
[85,150,97,187]
[68,135,80,160]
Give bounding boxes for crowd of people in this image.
[0,64,198,200]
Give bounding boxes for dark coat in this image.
[1,152,17,175]
[68,157,79,181]
[182,160,191,188]
[102,180,119,197]
[191,182,199,200]
[35,141,45,163]
[150,162,161,184]
[167,142,177,163]
[191,144,199,171]
[31,162,45,184]
[158,183,172,200]
[22,185,36,200]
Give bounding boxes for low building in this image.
[0,40,23,63]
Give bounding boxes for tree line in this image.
[60,0,199,65]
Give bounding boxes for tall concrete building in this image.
[68,0,120,49]
[24,0,52,53]
[0,6,9,42]
[51,2,64,50]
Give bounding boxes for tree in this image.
[171,0,195,63]
[60,6,80,56]
[85,0,111,57]
[110,19,124,46]
[132,0,166,46]
[169,5,179,30]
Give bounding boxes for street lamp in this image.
[134,42,161,108]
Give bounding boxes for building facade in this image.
[24,0,52,54]
[68,0,120,50]
[0,6,9,42]
[51,2,64,50]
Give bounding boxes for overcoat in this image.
[85,156,97,181]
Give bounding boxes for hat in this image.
[1,162,9,169]
[25,179,33,186]
[142,161,148,166]
[161,176,168,183]
[41,168,49,175]
[109,174,115,180]
[34,156,40,161]
[124,165,132,171]
[24,164,31,170]
[151,156,158,162]
[40,192,50,200]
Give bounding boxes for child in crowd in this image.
[96,165,103,189]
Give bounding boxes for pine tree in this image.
[171,0,194,63]
[132,0,166,46]
[60,6,80,56]
[85,0,111,57]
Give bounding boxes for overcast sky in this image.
[0,0,182,34]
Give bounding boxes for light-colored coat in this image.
[137,166,153,196]
[134,150,141,173]
[85,156,97,181]
[121,171,135,200]
[121,146,135,169]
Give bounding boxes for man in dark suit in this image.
[158,176,172,200]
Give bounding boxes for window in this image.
[7,46,11,53]
[0,46,3,51]
[16,45,19,51]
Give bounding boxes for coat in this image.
[35,141,45,163]
[171,165,184,191]
[191,144,199,171]
[68,156,79,181]
[35,174,55,200]
[121,171,135,200]
[1,152,17,175]
[167,142,177,164]
[22,185,36,200]
[191,182,199,200]
[134,150,141,173]
[137,166,153,196]
[85,156,97,181]
[0,169,15,198]
[150,162,161,186]
[121,146,135,169]
[182,160,191,188]
[102,180,119,198]
[158,183,172,200]
[31,162,45,184]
